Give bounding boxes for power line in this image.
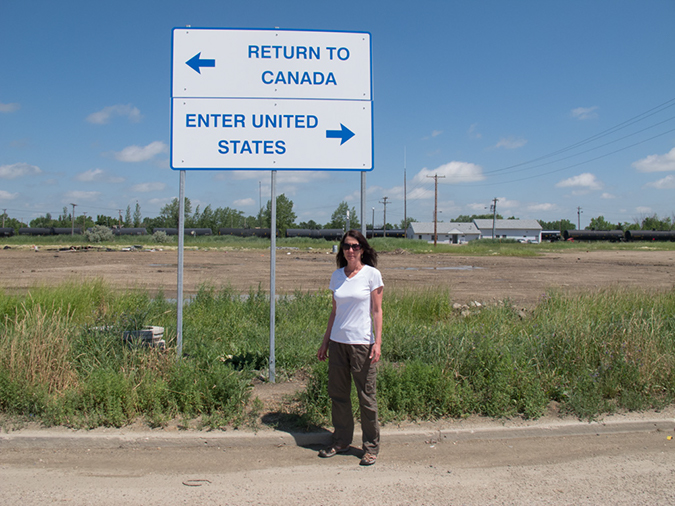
[484,96,675,176]
[483,115,675,178]
[472,126,675,186]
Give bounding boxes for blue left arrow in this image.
[326,124,355,145]
[186,53,216,74]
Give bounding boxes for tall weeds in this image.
[0,305,77,393]
[1,280,674,429]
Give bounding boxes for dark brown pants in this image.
[327,341,380,455]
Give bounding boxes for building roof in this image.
[408,222,480,235]
[473,219,542,231]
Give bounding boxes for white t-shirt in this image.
[329,264,384,345]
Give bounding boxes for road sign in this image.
[170,28,372,171]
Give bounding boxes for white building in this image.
[406,222,481,244]
[473,219,542,243]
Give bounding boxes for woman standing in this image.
[317,230,383,466]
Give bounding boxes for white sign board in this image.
[171,28,373,171]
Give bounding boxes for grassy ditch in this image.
[1,281,674,430]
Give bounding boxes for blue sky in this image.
[1,0,674,229]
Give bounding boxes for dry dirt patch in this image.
[1,247,673,306]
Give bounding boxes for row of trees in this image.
[4,202,675,235]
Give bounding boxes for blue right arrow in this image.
[186,52,216,74]
[326,124,355,145]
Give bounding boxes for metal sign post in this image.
[269,171,277,382]
[177,170,186,359]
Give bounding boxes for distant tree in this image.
[156,198,192,228]
[80,214,94,230]
[637,213,673,231]
[133,201,142,227]
[262,194,296,236]
[399,217,417,230]
[30,212,58,228]
[452,213,503,222]
[57,207,72,227]
[326,201,360,230]
[4,214,26,232]
[586,215,619,231]
[297,220,322,229]
[538,219,576,231]
[95,214,116,227]
[124,205,132,228]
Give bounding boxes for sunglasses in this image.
[342,243,362,251]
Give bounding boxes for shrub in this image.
[85,225,113,243]
[152,230,172,243]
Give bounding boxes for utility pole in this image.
[403,147,407,230]
[2,209,6,228]
[577,206,583,230]
[70,203,77,236]
[427,174,445,246]
[379,196,389,238]
[118,209,123,228]
[371,207,375,237]
[491,198,498,240]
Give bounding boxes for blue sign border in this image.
[170,27,374,172]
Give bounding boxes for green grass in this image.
[0,235,675,256]
[4,233,675,255]
[1,280,674,430]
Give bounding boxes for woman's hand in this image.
[369,341,381,363]
[317,340,329,361]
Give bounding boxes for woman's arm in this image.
[369,286,384,362]
[317,295,336,361]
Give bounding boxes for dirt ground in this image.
[1,245,675,504]
[1,245,674,306]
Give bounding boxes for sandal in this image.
[318,444,350,458]
[360,452,377,466]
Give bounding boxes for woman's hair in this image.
[336,229,378,268]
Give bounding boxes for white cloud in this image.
[493,197,519,210]
[63,190,101,202]
[601,192,616,199]
[148,197,172,207]
[227,170,329,184]
[233,197,255,207]
[413,161,485,184]
[527,203,557,212]
[431,130,443,138]
[112,141,168,163]
[467,202,488,211]
[75,168,125,183]
[131,182,166,193]
[644,174,675,189]
[87,104,142,124]
[468,123,481,139]
[75,169,104,182]
[0,162,42,179]
[571,106,599,120]
[636,206,652,214]
[408,187,434,200]
[493,137,527,149]
[555,172,603,191]
[0,190,18,200]
[632,147,675,173]
[467,198,520,212]
[0,102,20,113]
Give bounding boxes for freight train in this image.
[4,226,673,242]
